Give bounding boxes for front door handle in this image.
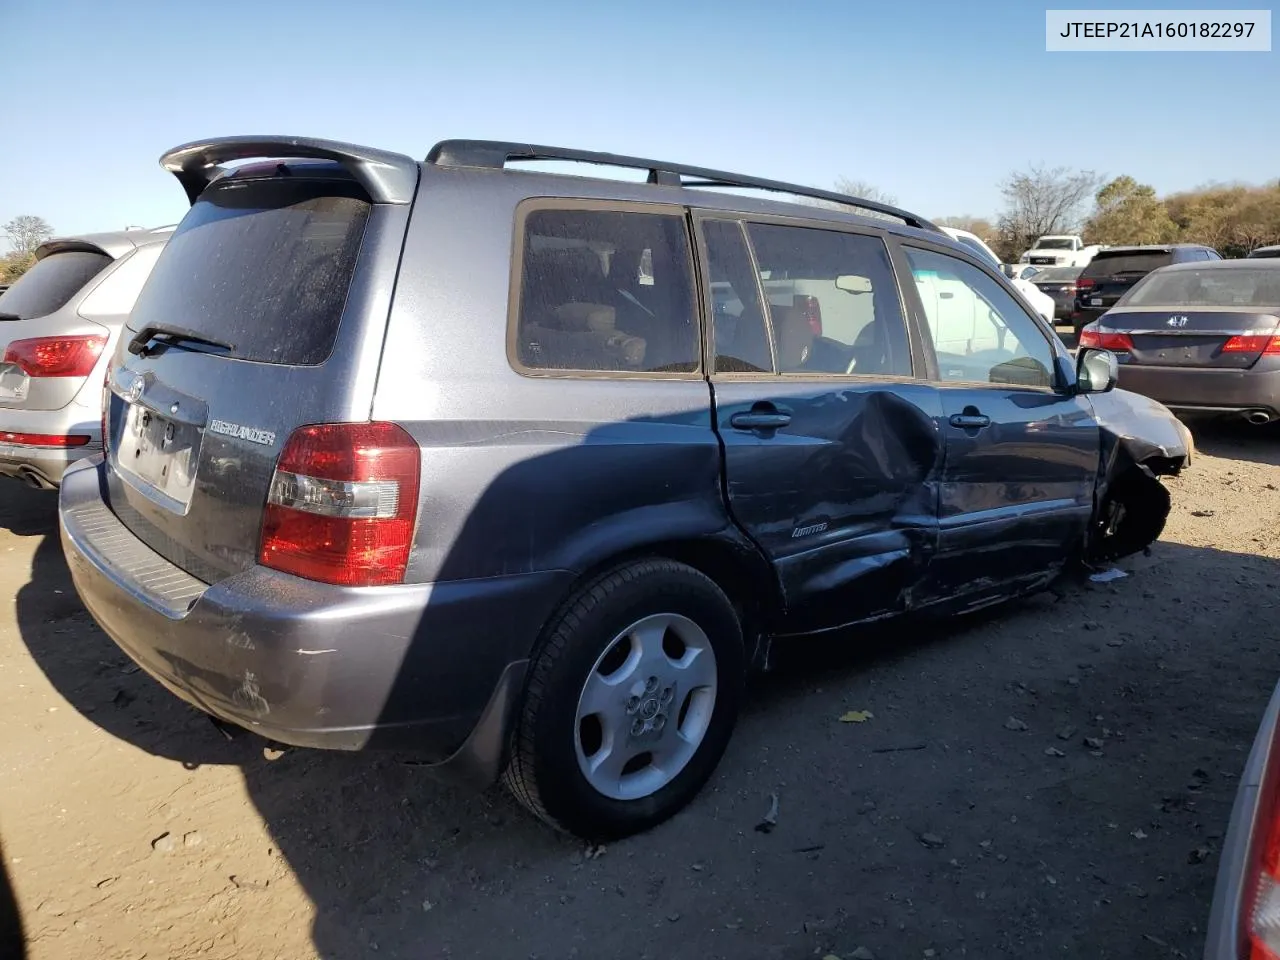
[949,413,991,429]
[730,411,792,431]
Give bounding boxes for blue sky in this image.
[1,0,1275,246]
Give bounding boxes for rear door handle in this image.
[949,413,991,429]
[730,411,792,431]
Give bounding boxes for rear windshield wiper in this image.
[0,312,22,321]
[128,324,235,357]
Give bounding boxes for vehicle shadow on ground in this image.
[0,836,24,960]
[8,447,1279,959]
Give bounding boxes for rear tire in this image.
[503,559,745,841]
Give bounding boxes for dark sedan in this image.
[1203,677,1280,958]
[1029,265,1082,321]
[1072,244,1222,336]
[1078,259,1280,424]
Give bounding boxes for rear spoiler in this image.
[33,239,112,261]
[159,136,420,206]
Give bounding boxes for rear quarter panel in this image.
[372,168,736,590]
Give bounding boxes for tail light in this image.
[1243,714,1280,957]
[1077,327,1134,351]
[259,421,421,587]
[1076,277,1096,291]
[3,335,106,378]
[1223,335,1280,356]
[793,295,822,337]
[1065,283,1078,294]
[0,432,91,447]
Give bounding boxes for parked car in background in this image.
[1019,234,1103,268]
[1071,244,1222,336]
[1001,263,1041,282]
[1203,675,1280,958]
[938,226,1056,324]
[1078,259,1280,424]
[61,135,1190,842]
[1247,244,1280,259]
[1029,265,1083,321]
[0,227,172,488]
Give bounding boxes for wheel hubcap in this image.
[574,612,718,801]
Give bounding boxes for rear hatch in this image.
[101,138,419,585]
[0,247,115,408]
[1077,250,1174,311]
[1089,266,1280,368]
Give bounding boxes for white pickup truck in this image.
[1019,235,1103,268]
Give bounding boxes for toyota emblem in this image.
[127,376,144,402]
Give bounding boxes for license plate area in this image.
[0,364,29,402]
[116,402,202,509]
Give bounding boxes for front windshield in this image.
[1123,267,1280,307]
[1035,238,1075,250]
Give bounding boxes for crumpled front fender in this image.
[1088,388,1193,473]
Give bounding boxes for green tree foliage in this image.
[0,252,36,285]
[1084,176,1178,245]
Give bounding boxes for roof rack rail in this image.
[426,139,939,232]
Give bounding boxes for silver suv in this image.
[0,227,172,487]
[59,136,1191,840]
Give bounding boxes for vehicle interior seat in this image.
[518,247,648,370]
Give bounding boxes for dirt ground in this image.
[2,419,1279,960]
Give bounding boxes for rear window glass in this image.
[1034,238,1075,250]
[1123,268,1280,307]
[1031,266,1081,282]
[127,177,371,365]
[1082,251,1172,279]
[0,250,112,319]
[514,208,699,374]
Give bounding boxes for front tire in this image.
[503,559,745,840]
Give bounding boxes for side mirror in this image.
[1076,347,1119,393]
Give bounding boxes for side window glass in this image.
[904,246,1056,389]
[77,244,164,318]
[700,219,774,373]
[515,209,699,374]
[744,224,913,377]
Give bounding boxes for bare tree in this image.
[935,215,997,242]
[801,177,900,220]
[3,215,53,255]
[996,166,1102,259]
[832,177,897,206]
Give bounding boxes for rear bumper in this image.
[1115,362,1280,417]
[0,404,100,488]
[58,460,572,786]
